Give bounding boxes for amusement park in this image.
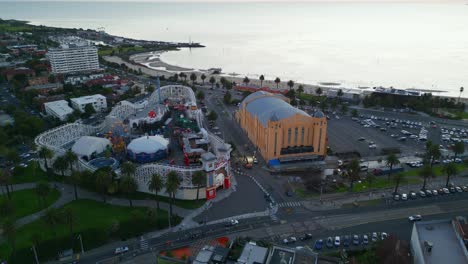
[35,80,233,200]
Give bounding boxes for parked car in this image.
[401,193,408,201]
[314,239,324,250]
[283,236,297,244]
[419,190,426,198]
[225,219,239,227]
[334,236,341,247]
[300,233,313,241]
[326,237,333,248]
[443,188,450,194]
[409,215,422,222]
[381,232,388,240]
[462,186,468,192]
[353,235,360,245]
[432,190,438,196]
[449,187,456,193]
[363,235,369,245]
[371,232,378,242]
[425,190,432,197]
[393,194,400,201]
[409,191,417,199]
[114,246,129,254]
[343,236,350,247]
[455,186,463,193]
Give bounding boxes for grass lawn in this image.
[11,161,53,184]
[0,199,175,263]
[401,162,467,178]
[157,257,181,264]
[124,191,206,209]
[0,188,60,223]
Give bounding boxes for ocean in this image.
[1,1,468,97]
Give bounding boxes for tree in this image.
[120,176,137,207]
[207,110,218,121]
[35,181,50,208]
[95,170,112,202]
[179,72,187,82]
[201,74,206,85]
[443,162,458,187]
[65,150,78,173]
[165,171,181,223]
[121,161,136,178]
[459,87,464,103]
[38,146,53,172]
[190,72,197,85]
[223,91,232,104]
[385,154,400,181]
[274,77,281,89]
[340,104,348,115]
[83,104,96,117]
[346,159,360,191]
[148,173,163,212]
[337,89,344,100]
[453,141,465,159]
[287,80,294,90]
[0,170,12,200]
[243,76,250,86]
[44,207,61,238]
[297,85,304,94]
[420,165,433,190]
[53,155,68,180]
[315,87,323,96]
[70,171,81,200]
[146,85,155,93]
[63,207,76,239]
[351,109,358,118]
[0,199,15,219]
[2,220,16,253]
[427,144,441,168]
[196,90,205,100]
[192,171,206,200]
[259,75,265,87]
[209,76,216,89]
[392,173,406,194]
[6,150,20,166]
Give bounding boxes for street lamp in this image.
[77,234,84,254]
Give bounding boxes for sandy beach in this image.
[105,54,335,96]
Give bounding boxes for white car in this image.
[114,246,129,254]
[408,215,422,222]
[371,232,378,242]
[334,236,341,247]
[381,232,388,240]
[225,219,239,227]
[401,193,408,201]
[369,144,377,149]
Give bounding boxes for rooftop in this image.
[241,91,311,126]
[71,94,106,105]
[237,242,268,264]
[414,219,468,264]
[44,100,74,116]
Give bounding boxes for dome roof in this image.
[72,136,111,158]
[127,135,169,154]
[313,111,325,118]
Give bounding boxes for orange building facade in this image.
[236,91,327,164]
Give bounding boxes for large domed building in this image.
[127,135,169,163]
[235,91,327,165]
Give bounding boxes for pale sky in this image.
[0,0,464,2]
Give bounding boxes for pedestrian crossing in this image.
[277,201,302,208]
[139,237,149,251]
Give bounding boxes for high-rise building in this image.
[47,43,99,74]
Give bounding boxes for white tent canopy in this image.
[127,135,169,154]
[72,136,111,160]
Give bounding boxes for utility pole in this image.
[77,234,84,254]
[31,245,40,264]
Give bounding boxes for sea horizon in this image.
[1,1,468,97]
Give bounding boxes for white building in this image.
[44,100,74,121]
[70,94,107,113]
[46,43,99,74]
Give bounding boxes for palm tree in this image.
[346,159,360,191]
[315,87,323,96]
[209,76,216,89]
[297,85,304,94]
[53,155,68,180]
[190,72,197,85]
[420,165,433,190]
[95,170,112,202]
[191,171,206,200]
[38,147,53,172]
[2,220,16,253]
[243,76,250,86]
[453,141,465,160]
[64,150,78,173]
[165,171,181,223]
[459,87,464,103]
[120,175,137,207]
[287,80,294,91]
[427,144,441,168]
[392,173,406,194]
[35,181,50,208]
[0,170,12,200]
[44,207,61,238]
[63,207,76,239]
[274,77,281,89]
[179,72,187,82]
[259,75,265,87]
[337,89,344,101]
[385,154,400,181]
[148,173,163,210]
[200,74,206,85]
[443,162,458,187]
[70,171,81,200]
[120,161,136,178]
